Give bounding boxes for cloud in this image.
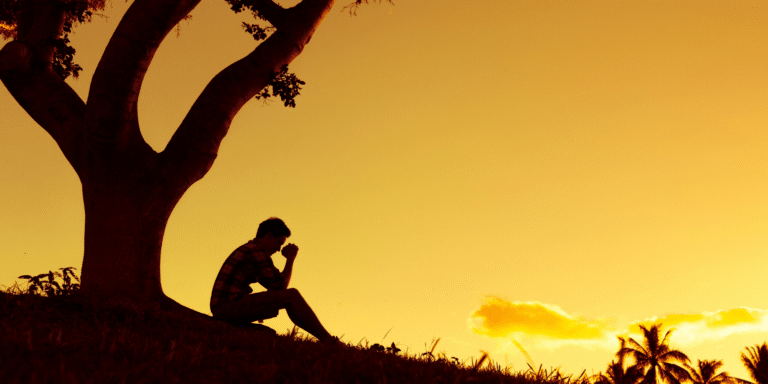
[469,294,768,357]
[628,307,768,345]
[470,297,768,352]
[469,296,615,341]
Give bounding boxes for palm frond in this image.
[640,366,657,384]
[659,328,675,349]
[624,339,650,361]
[686,362,704,384]
[661,350,691,365]
[662,362,692,382]
[741,344,768,384]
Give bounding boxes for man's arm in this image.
[280,244,299,289]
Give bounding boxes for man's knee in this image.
[285,287,299,298]
[284,288,304,303]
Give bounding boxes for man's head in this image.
[255,217,291,254]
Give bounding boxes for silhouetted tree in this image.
[686,359,749,384]
[741,343,768,384]
[0,0,383,309]
[595,337,644,384]
[619,323,692,384]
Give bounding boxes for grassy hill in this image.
[0,282,591,384]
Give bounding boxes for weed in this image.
[472,350,489,372]
[369,341,401,354]
[523,364,591,384]
[18,266,80,296]
[422,337,441,360]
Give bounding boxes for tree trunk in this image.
[78,168,217,323]
[80,195,163,301]
[78,152,183,303]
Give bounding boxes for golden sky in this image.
[2,0,767,378]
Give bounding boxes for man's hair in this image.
[255,217,291,239]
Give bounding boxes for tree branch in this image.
[341,0,393,16]
[85,0,200,152]
[0,0,86,173]
[161,0,335,187]
[1,60,86,172]
[248,0,287,29]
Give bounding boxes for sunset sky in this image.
[2,0,768,378]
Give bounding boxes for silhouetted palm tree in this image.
[619,323,692,384]
[686,359,749,384]
[741,343,768,384]
[596,337,644,384]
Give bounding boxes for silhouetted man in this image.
[210,217,336,343]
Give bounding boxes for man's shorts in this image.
[211,292,281,326]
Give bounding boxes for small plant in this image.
[471,350,490,372]
[421,337,441,360]
[369,342,401,354]
[387,342,401,354]
[523,364,590,384]
[0,281,24,295]
[18,266,81,296]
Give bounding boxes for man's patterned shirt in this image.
[210,239,284,310]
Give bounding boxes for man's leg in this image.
[226,288,334,342]
[212,295,279,327]
[279,288,334,343]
